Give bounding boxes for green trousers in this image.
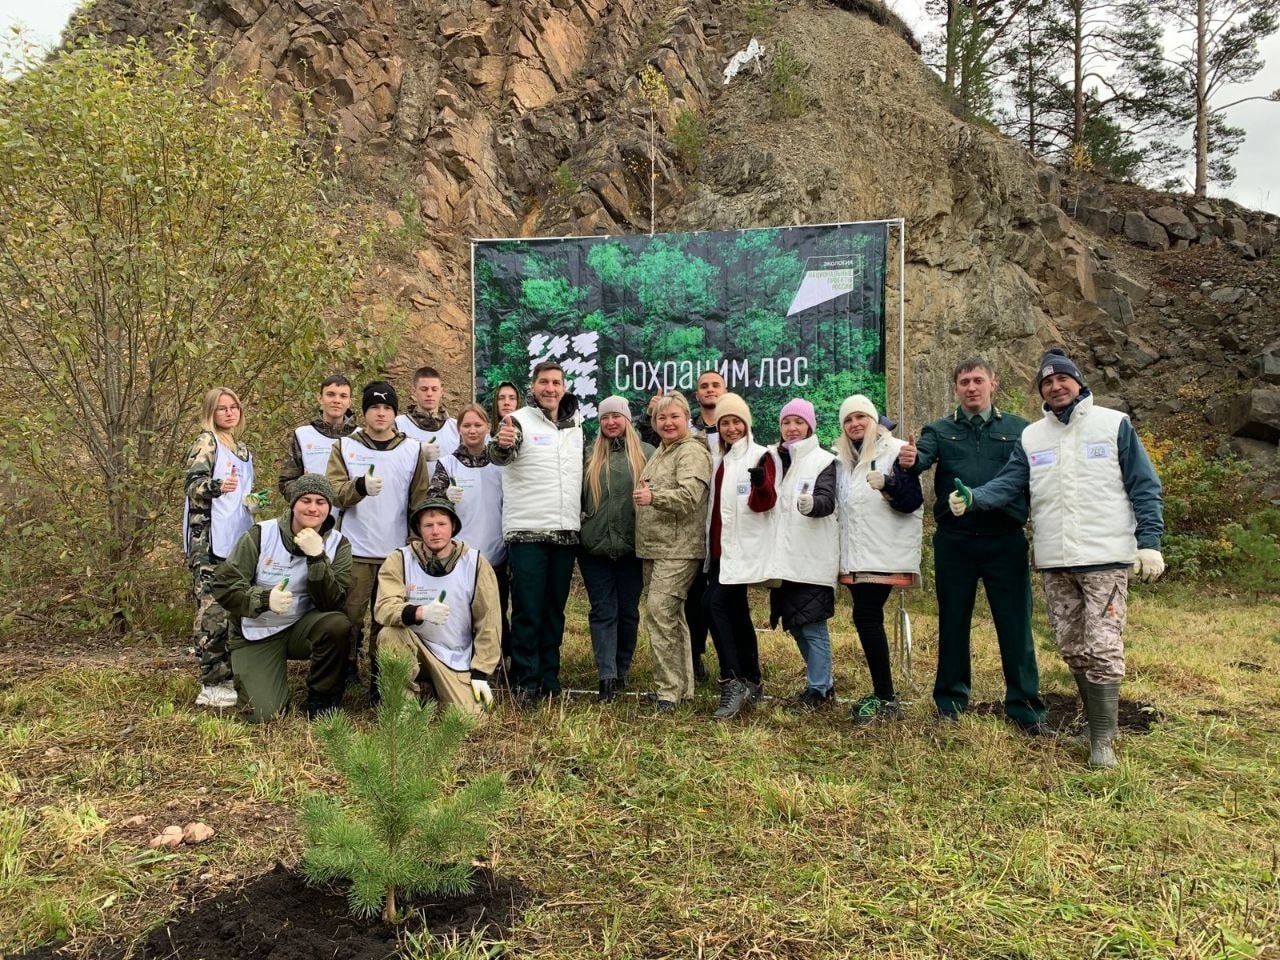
[932,528,1044,725]
[229,610,350,723]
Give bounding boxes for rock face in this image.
[74,0,1266,431]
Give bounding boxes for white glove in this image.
[421,600,450,625]
[796,492,814,515]
[1133,548,1166,582]
[294,527,325,558]
[422,440,441,461]
[471,679,493,708]
[948,490,968,516]
[363,473,382,497]
[866,470,886,491]
[446,484,465,503]
[268,584,293,614]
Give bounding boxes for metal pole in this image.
[897,218,906,431]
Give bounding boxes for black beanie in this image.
[1035,348,1084,393]
[362,381,398,414]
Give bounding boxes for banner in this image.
[472,223,888,444]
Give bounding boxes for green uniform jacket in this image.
[580,437,655,559]
[635,434,712,560]
[908,407,1030,534]
[209,516,353,649]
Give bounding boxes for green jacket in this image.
[209,516,352,649]
[580,437,655,559]
[635,434,712,560]
[909,407,1030,534]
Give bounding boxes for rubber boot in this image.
[1066,673,1090,751]
[1082,678,1120,769]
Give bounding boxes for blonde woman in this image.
[579,396,654,701]
[633,392,712,711]
[184,386,260,707]
[834,395,923,724]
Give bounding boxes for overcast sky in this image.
[2,0,1277,213]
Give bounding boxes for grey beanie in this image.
[1035,347,1084,393]
[288,473,336,508]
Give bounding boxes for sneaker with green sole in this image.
[851,694,902,725]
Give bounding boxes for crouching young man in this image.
[374,497,501,715]
[210,474,352,722]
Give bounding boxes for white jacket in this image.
[1022,395,1137,568]
[836,434,923,576]
[500,405,584,537]
[707,433,773,584]
[767,435,839,587]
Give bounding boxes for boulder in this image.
[1227,436,1279,468]
[1209,287,1247,304]
[1147,205,1190,228]
[1123,211,1169,250]
[1230,389,1280,442]
[1252,340,1280,384]
[1224,217,1249,242]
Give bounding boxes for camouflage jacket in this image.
[184,431,251,567]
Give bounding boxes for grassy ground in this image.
[1,582,1278,958]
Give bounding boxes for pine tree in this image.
[301,652,504,923]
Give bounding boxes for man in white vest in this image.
[395,365,458,461]
[325,381,434,701]
[277,374,356,500]
[375,497,501,715]
[950,348,1165,769]
[210,474,352,722]
[488,360,584,706]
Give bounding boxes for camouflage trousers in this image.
[1041,568,1128,683]
[642,558,701,704]
[189,562,233,684]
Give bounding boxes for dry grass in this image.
[2,582,1279,958]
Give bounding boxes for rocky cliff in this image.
[73,0,1279,466]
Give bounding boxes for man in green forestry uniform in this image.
[898,357,1047,732]
[210,474,352,722]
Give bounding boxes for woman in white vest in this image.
[375,497,502,716]
[747,398,840,709]
[209,474,352,722]
[702,393,771,720]
[438,402,510,666]
[184,386,263,709]
[834,395,923,725]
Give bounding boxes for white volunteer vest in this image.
[1022,395,1137,568]
[768,435,839,586]
[337,435,421,558]
[295,424,344,521]
[241,521,343,641]
[440,454,507,566]
[202,438,254,559]
[500,405,584,537]
[706,434,773,584]
[396,414,459,459]
[400,544,479,672]
[836,435,923,575]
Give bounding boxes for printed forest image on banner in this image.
[472,223,888,444]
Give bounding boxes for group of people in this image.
[183,347,1164,768]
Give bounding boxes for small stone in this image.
[1210,287,1246,304]
[149,826,185,850]
[383,209,404,230]
[182,822,215,845]
[121,815,148,828]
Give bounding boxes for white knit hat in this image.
[597,395,632,421]
[839,394,879,424]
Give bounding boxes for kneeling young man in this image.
[375,497,501,715]
[211,474,352,722]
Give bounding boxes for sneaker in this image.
[196,680,237,709]
[655,699,677,713]
[712,680,749,720]
[615,675,628,692]
[851,694,901,725]
[597,679,617,703]
[745,680,764,703]
[791,687,834,711]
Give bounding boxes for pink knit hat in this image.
[779,398,816,435]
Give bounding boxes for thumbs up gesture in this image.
[497,415,517,450]
[420,599,450,625]
[898,433,917,469]
[422,436,441,461]
[361,464,382,497]
[632,479,653,506]
[221,463,240,495]
[948,478,973,517]
[268,581,294,614]
[866,458,886,491]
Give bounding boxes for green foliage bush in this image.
[768,41,811,119]
[672,109,709,172]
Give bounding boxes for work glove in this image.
[294,527,325,558]
[866,460,886,491]
[268,583,293,615]
[796,492,814,515]
[362,469,383,497]
[243,490,270,514]
[948,478,972,517]
[747,465,766,487]
[422,438,441,461]
[1133,548,1166,582]
[446,483,465,503]
[421,599,450,625]
[471,679,494,708]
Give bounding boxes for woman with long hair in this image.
[633,392,712,712]
[833,395,923,724]
[184,386,260,707]
[578,396,654,701]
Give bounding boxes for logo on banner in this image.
[786,255,863,317]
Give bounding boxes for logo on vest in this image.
[1028,449,1056,468]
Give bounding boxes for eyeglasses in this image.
[215,405,240,414]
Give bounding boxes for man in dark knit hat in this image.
[325,381,434,701]
[210,474,352,722]
[950,347,1165,768]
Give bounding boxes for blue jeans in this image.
[791,619,833,694]
[577,551,643,681]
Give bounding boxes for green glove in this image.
[948,478,972,517]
